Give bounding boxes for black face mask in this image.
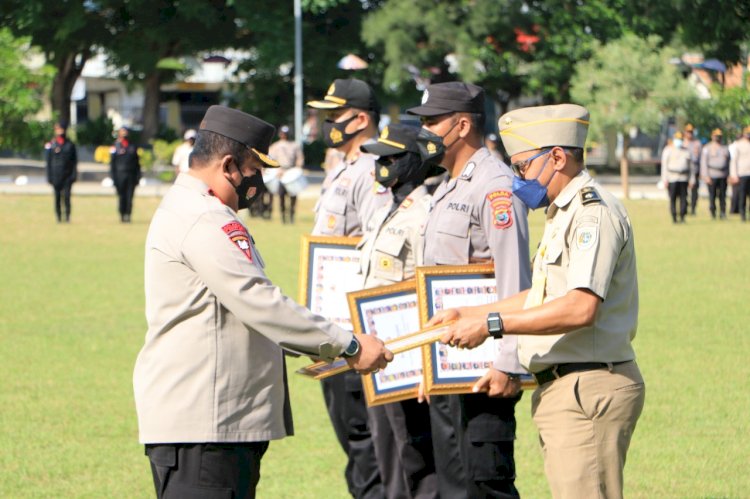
[228,162,265,211]
[322,114,361,148]
[416,120,459,166]
[375,152,425,188]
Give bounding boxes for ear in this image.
[550,147,568,171]
[220,154,235,175]
[457,115,473,139]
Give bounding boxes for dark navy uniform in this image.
[110,136,141,222]
[45,135,77,222]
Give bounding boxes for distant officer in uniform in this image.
[431,103,646,499]
[110,126,141,223]
[45,121,77,223]
[660,131,693,223]
[684,123,702,215]
[172,129,196,177]
[408,81,532,499]
[729,126,750,221]
[700,128,730,219]
[307,78,390,498]
[268,125,304,223]
[359,124,440,499]
[134,105,392,499]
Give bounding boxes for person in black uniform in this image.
[110,127,141,222]
[45,121,78,223]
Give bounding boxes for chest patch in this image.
[487,190,513,229]
[222,221,254,262]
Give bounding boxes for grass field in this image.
[1,191,748,498]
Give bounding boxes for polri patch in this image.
[487,190,513,229]
[222,222,254,262]
[575,226,598,251]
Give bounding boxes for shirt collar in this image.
[550,169,593,211]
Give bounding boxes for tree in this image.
[0,28,55,154]
[570,34,698,198]
[0,0,109,126]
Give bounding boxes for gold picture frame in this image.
[416,263,535,395]
[298,234,362,332]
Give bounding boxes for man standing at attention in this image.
[134,105,392,499]
[408,81,531,499]
[307,78,391,498]
[432,104,646,499]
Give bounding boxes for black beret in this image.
[199,105,279,167]
[407,81,485,117]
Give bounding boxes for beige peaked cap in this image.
[498,103,590,157]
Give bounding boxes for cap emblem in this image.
[327,83,336,96]
[504,117,512,125]
[421,90,429,105]
[381,126,389,139]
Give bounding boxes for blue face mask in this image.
[511,153,555,210]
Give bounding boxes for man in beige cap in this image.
[428,103,646,499]
[729,125,750,221]
[700,128,730,219]
[134,105,392,499]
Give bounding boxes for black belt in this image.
[533,361,629,386]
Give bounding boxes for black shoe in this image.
[720,213,726,220]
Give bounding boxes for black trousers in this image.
[145,442,268,499]
[739,176,750,220]
[322,372,383,498]
[689,168,700,213]
[116,175,138,218]
[429,392,522,499]
[707,177,728,217]
[368,398,437,499]
[667,181,689,222]
[53,183,72,221]
[278,183,297,223]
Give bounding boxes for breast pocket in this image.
[372,233,406,282]
[434,211,471,265]
[320,194,347,235]
[542,241,565,298]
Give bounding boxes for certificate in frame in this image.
[298,234,362,331]
[416,263,535,395]
[347,281,422,406]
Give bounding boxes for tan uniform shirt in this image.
[134,173,352,444]
[360,186,432,287]
[422,148,531,373]
[518,171,638,373]
[661,145,693,183]
[730,138,750,178]
[313,149,390,237]
[700,143,730,179]
[268,139,304,170]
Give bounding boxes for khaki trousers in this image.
[531,361,645,499]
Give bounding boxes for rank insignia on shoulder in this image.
[580,187,601,206]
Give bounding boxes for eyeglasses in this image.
[509,149,552,177]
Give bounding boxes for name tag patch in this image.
[222,222,254,262]
[487,190,513,229]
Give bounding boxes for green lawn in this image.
[0,191,748,498]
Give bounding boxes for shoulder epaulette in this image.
[579,186,601,206]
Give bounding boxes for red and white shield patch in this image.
[222,221,254,262]
[486,190,513,229]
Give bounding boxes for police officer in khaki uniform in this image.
[700,128,730,219]
[431,104,646,499]
[134,105,392,499]
[684,124,702,215]
[359,124,440,499]
[267,125,304,223]
[729,126,750,221]
[660,131,693,223]
[307,79,390,498]
[408,82,532,499]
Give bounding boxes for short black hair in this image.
[466,112,485,137]
[566,147,584,164]
[189,130,247,169]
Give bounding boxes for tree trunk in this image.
[620,133,631,200]
[141,71,163,144]
[51,51,89,126]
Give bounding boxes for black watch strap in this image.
[487,312,504,339]
[341,336,360,358]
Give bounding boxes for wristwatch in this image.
[341,336,361,358]
[487,312,504,339]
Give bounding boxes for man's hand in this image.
[345,334,394,374]
[440,316,490,349]
[472,368,522,398]
[417,377,430,404]
[729,175,740,186]
[425,308,462,328]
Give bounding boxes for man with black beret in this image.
[307,78,390,498]
[45,121,77,223]
[110,126,141,223]
[134,105,393,499]
[409,81,531,499]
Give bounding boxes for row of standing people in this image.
[44,123,141,223]
[308,78,643,499]
[661,125,750,223]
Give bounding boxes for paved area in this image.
[0,157,672,200]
